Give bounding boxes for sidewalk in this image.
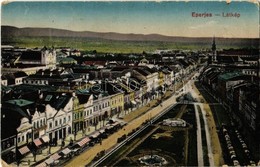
[13,120,110,167]
[65,83,191,166]
[12,82,184,167]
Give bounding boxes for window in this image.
[60,119,62,125]
[18,137,20,143]
[68,116,71,121]
[37,122,39,128]
[64,117,66,123]
[49,122,52,128]
[22,136,24,141]
[55,120,58,126]
[34,122,36,128]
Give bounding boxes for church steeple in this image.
[212,36,217,62]
[212,36,216,51]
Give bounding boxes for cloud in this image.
[189,21,218,30]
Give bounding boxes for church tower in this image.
[212,36,217,62]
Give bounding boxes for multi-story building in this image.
[15,47,56,68]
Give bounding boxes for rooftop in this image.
[218,72,244,81]
[5,99,34,107]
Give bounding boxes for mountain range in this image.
[1,25,259,47]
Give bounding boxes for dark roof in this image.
[134,68,150,76]
[111,66,131,72]
[90,82,122,97]
[41,92,72,110]
[13,71,28,78]
[218,49,259,56]
[130,76,146,85]
[178,59,189,67]
[240,56,259,61]
[27,69,81,81]
[20,50,42,61]
[77,94,91,104]
[217,55,239,63]
[1,103,29,139]
[218,72,244,81]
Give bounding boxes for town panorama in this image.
[1,1,259,167]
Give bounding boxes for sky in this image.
[1,1,259,38]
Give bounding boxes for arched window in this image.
[40,120,42,126]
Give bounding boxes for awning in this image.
[61,148,72,155]
[51,153,61,160]
[135,98,141,103]
[18,146,30,155]
[90,132,100,138]
[72,148,80,153]
[112,122,120,127]
[99,129,105,134]
[41,135,50,143]
[106,125,113,130]
[35,162,47,167]
[77,137,90,147]
[45,158,54,165]
[33,138,42,147]
[131,100,137,105]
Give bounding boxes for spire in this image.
[212,36,216,51]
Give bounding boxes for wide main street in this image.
[65,71,223,167]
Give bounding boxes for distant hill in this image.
[1,25,259,49]
[1,25,258,42]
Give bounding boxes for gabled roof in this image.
[41,92,72,110]
[77,94,91,104]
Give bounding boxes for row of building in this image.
[1,46,200,163]
[201,39,260,161]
